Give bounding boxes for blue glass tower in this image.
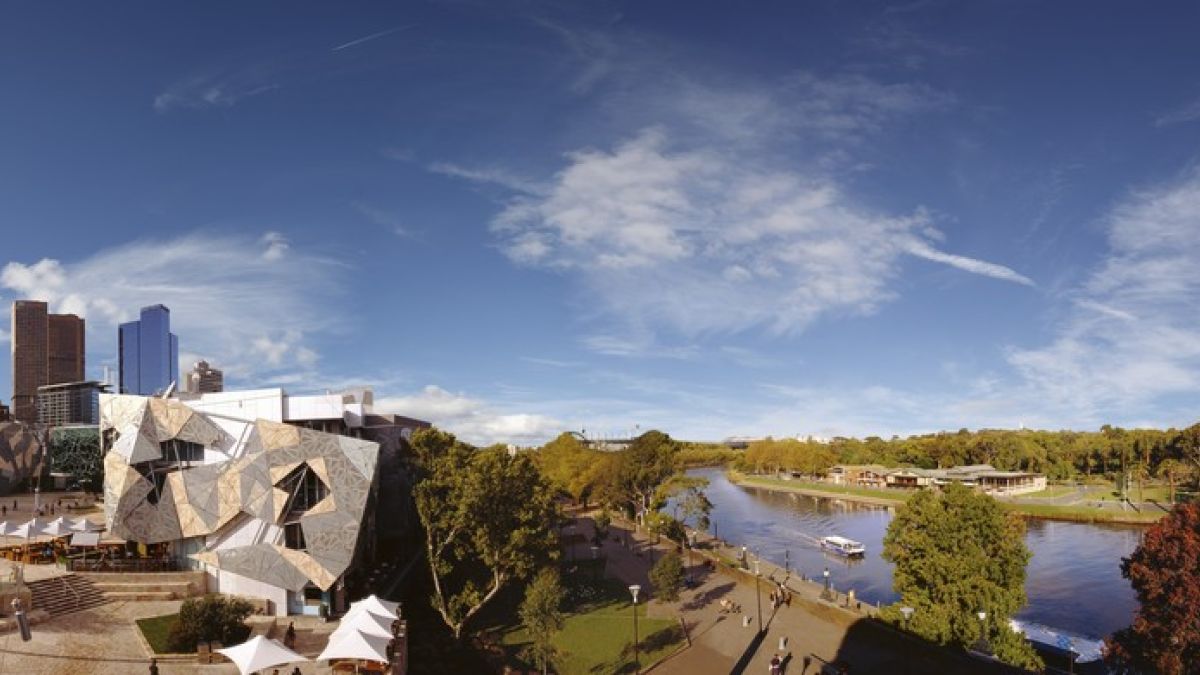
[118,305,180,395]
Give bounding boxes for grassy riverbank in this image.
[727,470,1163,524]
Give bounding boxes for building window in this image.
[284,522,307,551]
[160,439,205,464]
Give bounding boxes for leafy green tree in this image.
[597,431,679,522]
[415,434,559,639]
[882,484,1041,670]
[1157,459,1188,504]
[649,552,685,602]
[591,510,612,546]
[1105,502,1200,674]
[520,568,565,675]
[167,595,254,652]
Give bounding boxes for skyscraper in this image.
[185,360,224,393]
[118,305,179,395]
[10,300,86,423]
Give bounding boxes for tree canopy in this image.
[882,483,1041,670]
[412,428,559,639]
[1105,502,1200,674]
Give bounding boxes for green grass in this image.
[499,570,683,674]
[1000,501,1164,523]
[1023,485,1079,499]
[136,613,179,654]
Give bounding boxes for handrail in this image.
[63,574,81,611]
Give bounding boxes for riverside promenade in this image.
[573,509,1022,675]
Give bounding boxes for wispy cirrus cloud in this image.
[153,66,280,113]
[0,232,344,383]
[331,25,413,52]
[1006,168,1200,425]
[1153,96,1200,127]
[487,129,1032,343]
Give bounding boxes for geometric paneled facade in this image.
[101,394,379,596]
[0,422,47,496]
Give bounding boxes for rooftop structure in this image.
[827,463,1046,496]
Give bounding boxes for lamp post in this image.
[629,585,641,674]
[974,610,991,655]
[784,548,790,576]
[753,559,763,635]
[591,546,601,582]
[822,567,832,601]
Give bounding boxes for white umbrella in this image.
[42,517,73,537]
[69,517,102,532]
[216,635,308,675]
[317,629,391,663]
[342,603,396,625]
[332,610,394,640]
[13,518,45,540]
[0,521,15,548]
[346,594,400,620]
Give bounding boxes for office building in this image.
[118,304,179,395]
[184,360,224,393]
[37,380,109,426]
[10,300,86,423]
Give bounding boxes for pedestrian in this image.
[2,505,6,517]
[769,653,782,675]
[148,657,159,675]
[291,667,302,675]
[785,591,792,607]
[12,499,16,511]
[285,620,296,648]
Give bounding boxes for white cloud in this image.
[428,162,546,195]
[0,232,344,384]
[1154,96,1200,127]
[375,385,562,445]
[153,68,280,113]
[260,231,290,261]
[351,201,410,237]
[1006,168,1200,425]
[488,129,1032,344]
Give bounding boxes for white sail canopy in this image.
[216,635,308,675]
[317,629,391,663]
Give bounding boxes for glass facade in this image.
[118,305,179,395]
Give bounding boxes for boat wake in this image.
[1010,619,1105,663]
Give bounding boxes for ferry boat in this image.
[820,535,866,557]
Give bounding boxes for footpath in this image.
[572,509,1022,675]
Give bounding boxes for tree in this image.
[596,431,679,522]
[415,434,559,639]
[520,568,565,675]
[882,483,1041,670]
[649,552,685,602]
[1158,459,1188,504]
[167,595,254,652]
[1105,502,1200,674]
[592,509,612,546]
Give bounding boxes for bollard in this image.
[12,598,31,641]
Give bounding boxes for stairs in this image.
[27,574,110,618]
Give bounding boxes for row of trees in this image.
[740,423,1200,486]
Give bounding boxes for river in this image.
[683,467,1142,641]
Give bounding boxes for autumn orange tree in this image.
[1105,502,1200,674]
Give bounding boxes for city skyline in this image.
[2,2,1200,443]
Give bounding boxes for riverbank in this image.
[727,470,1163,524]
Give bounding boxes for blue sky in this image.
[3,1,1200,444]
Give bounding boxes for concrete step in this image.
[102,590,178,601]
[26,574,110,618]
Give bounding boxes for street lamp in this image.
[629,585,641,674]
[821,567,832,601]
[784,549,790,576]
[753,559,763,635]
[974,610,991,655]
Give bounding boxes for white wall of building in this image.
[206,566,290,617]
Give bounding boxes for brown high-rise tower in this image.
[10,300,86,423]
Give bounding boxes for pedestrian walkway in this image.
[573,509,1017,675]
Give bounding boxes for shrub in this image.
[649,552,685,602]
[166,595,254,652]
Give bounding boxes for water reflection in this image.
[684,468,1141,639]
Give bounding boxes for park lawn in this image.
[137,613,178,654]
[1001,501,1164,523]
[1023,485,1079,499]
[500,566,683,674]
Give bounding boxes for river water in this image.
[684,468,1142,640]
